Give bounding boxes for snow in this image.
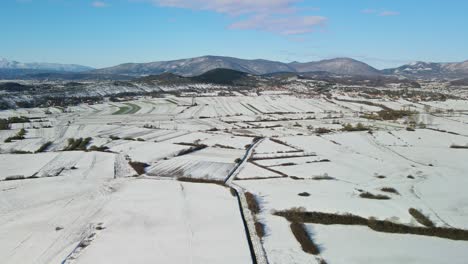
[255,138,298,154]
[0,153,58,179]
[107,140,189,163]
[1,93,468,264]
[310,224,468,264]
[235,162,282,180]
[69,180,251,264]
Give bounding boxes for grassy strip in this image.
[409,208,435,227]
[1,116,31,130]
[251,154,317,161]
[124,103,142,114]
[290,222,320,255]
[112,106,130,115]
[342,123,372,132]
[36,141,53,153]
[177,177,225,186]
[274,210,468,241]
[176,144,208,157]
[381,187,399,195]
[88,145,110,152]
[64,137,92,151]
[361,109,415,121]
[112,103,141,115]
[359,192,391,200]
[450,144,468,149]
[313,175,335,181]
[4,128,27,143]
[334,98,392,111]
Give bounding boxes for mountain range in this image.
[92,56,382,77]
[0,58,94,79]
[2,56,468,80]
[0,58,93,72]
[382,61,468,79]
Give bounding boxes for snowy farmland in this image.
[1,93,468,264]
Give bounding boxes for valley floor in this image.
[1,93,468,264]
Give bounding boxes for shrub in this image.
[359,192,391,200]
[313,175,335,181]
[64,138,91,151]
[10,149,32,154]
[342,123,371,132]
[64,138,80,151]
[298,192,310,197]
[129,161,150,175]
[213,144,235,149]
[176,144,207,156]
[376,109,414,120]
[78,137,92,150]
[290,222,320,255]
[36,141,53,153]
[450,144,468,149]
[381,187,399,195]
[5,175,26,181]
[255,222,266,238]
[229,187,237,197]
[290,176,305,180]
[110,135,121,140]
[315,127,332,134]
[8,116,31,123]
[177,177,225,186]
[0,119,10,130]
[278,162,296,166]
[245,192,261,214]
[88,145,110,152]
[4,128,27,142]
[409,208,435,227]
[293,122,302,127]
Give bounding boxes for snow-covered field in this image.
[1,93,468,264]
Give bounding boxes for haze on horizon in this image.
[1,0,467,69]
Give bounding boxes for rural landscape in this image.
[2,0,468,263]
[1,55,468,263]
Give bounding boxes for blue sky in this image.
[1,0,467,69]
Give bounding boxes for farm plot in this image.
[64,179,252,264]
[308,223,468,264]
[0,152,120,264]
[254,138,300,154]
[107,140,190,164]
[0,153,59,180]
[147,147,245,181]
[1,93,468,264]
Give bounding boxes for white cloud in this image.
[152,0,300,15]
[147,0,326,35]
[92,1,108,8]
[361,9,376,14]
[379,11,400,16]
[229,14,326,35]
